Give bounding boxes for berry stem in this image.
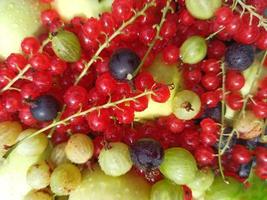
[205,27,225,40]
[17,90,154,143]
[74,1,156,84]
[220,129,236,155]
[0,64,31,93]
[232,0,267,30]
[218,62,228,183]
[132,0,173,78]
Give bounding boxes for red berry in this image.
[139,25,156,45]
[201,91,220,108]
[200,118,219,134]
[162,44,180,64]
[160,17,177,39]
[112,0,133,23]
[114,105,134,124]
[225,14,240,35]
[64,86,88,110]
[83,18,101,39]
[151,83,170,103]
[255,165,267,180]
[226,70,245,91]
[194,146,215,167]
[130,94,149,112]
[95,73,116,95]
[6,53,27,73]
[49,58,67,75]
[93,136,105,157]
[183,67,202,84]
[2,91,22,113]
[207,40,226,59]
[226,92,243,110]
[215,6,234,25]
[181,129,200,151]
[21,37,40,55]
[255,147,267,165]
[86,109,112,132]
[100,12,117,35]
[51,132,69,145]
[200,131,217,146]
[166,115,185,134]
[33,71,53,92]
[251,100,267,118]
[179,9,195,26]
[29,53,51,71]
[231,145,252,165]
[19,106,37,126]
[201,72,220,90]
[134,72,154,91]
[255,30,267,50]
[41,9,60,27]
[201,59,221,73]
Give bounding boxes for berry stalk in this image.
[132,0,173,78]
[74,0,156,84]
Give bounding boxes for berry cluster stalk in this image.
[132,0,173,77]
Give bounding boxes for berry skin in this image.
[29,53,51,71]
[201,72,220,91]
[83,18,101,39]
[225,43,255,71]
[109,48,140,80]
[151,83,170,103]
[134,72,154,91]
[200,118,219,134]
[166,115,185,134]
[64,86,88,110]
[215,7,234,25]
[231,145,252,165]
[114,105,135,124]
[49,58,67,75]
[162,44,180,64]
[30,95,60,122]
[21,37,40,55]
[201,91,220,108]
[112,0,133,23]
[2,91,22,113]
[194,146,215,167]
[130,138,164,171]
[95,73,116,95]
[201,59,221,73]
[226,70,245,91]
[6,53,27,73]
[251,100,267,119]
[86,109,111,132]
[226,92,243,110]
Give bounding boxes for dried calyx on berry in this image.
[30,95,60,122]
[109,48,141,81]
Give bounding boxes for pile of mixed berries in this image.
[0,0,267,199]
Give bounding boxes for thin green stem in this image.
[132,0,173,78]
[232,0,267,30]
[17,91,153,143]
[0,64,31,93]
[220,129,236,155]
[74,1,156,84]
[205,27,225,40]
[218,62,228,183]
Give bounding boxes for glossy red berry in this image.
[251,100,267,118]
[201,59,221,73]
[226,92,243,110]
[151,83,170,103]
[130,94,149,112]
[194,146,215,167]
[201,72,220,90]
[179,9,195,26]
[225,14,241,35]
[207,40,226,59]
[19,106,37,126]
[112,0,133,23]
[0,69,16,88]
[64,86,88,110]
[255,165,267,180]
[41,9,60,27]
[200,131,217,146]
[83,18,101,39]
[100,12,116,35]
[6,53,27,73]
[29,53,51,71]
[49,58,67,75]
[95,73,116,95]
[255,30,267,50]
[21,37,40,55]
[215,6,234,25]
[139,25,156,45]
[226,70,245,91]
[134,72,154,91]
[114,105,134,124]
[162,44,180,64]
[51,132,69,145]
[200,118,219,134]
[231,145,252,165]
[2,91,22,113]
[166,115,185,134]
[255,147,267,165]
[33,71,53,92]
[86,109,112,132]
[201,91,220,108]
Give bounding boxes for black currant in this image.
[202,103,222,122]
[130,138,164,171]
[30,95,60,122]
[109,48,141,80]
[225,43,254,71]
